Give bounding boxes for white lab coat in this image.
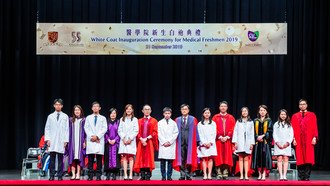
[273,121,294,156]
[197,121,217,157]
[118,117,139,155]
[84,114,108,155]
[232,119,255,154]
[158,118,179,159]
[44,111,69,154]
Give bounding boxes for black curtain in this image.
[0,0,329,170]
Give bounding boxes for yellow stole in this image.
[255,119,268,144]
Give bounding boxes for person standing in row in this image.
[173,104,199,180]
[197,108,217,180]
[104,108,121,180]
[212,101,236,180]
[67,105,86,180]
[134,104,158,180]
[158,107,179,181]
[273,109,294,181]
[44,99,69,181]
[251,105,273,181]
[118,104,139,180]
[84,101,108,181]
[232,107,255,180]
[291,99,318,181]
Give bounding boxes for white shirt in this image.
[158,118,179,159]
[84,114,107,155]
[44,111,69,154]
[118,117,139,155]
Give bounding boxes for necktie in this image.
[302,111,305,118]
[94,115,97,126]
[166,119,169,124]
[183,117,187,127]
[57,113,60,121]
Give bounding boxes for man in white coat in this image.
[158,107,179,181]
[84,101,107,181]
[44,99,69,181]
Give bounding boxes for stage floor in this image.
[1,170,330,185]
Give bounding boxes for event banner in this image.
[36,23,287,55]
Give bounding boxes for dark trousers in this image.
[298,163,312,180]
[88,154,103,177]
[49,152,63,178]
[160,159,173,179]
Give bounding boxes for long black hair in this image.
[277,109,291,128]
[238,107,252,122]
[201,108,212,125]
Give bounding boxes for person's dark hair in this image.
[163,107,172,113]
[53,98,63,105]
[142,104,151,109]
[72,105,84,123]
[299,99,308,105]
[238,107,252,122]
[257,104,270,119]
[92,101,100,107]
[180,104,190,110]
[201,108,212,125]
[108,108,118,122]
[219,101,228,106]
[277,109,291,128]
[122,104,134,122]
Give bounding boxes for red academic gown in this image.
[133,117,158,172]
[173,115,199,172]
[212,113,236,167]
[291,111,318,166]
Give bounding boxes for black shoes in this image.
[58,177,63,181]
[49,176,54,181]
[179,177,185,180]
[87,177,93,181]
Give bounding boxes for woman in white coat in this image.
[273,109,294,181]
[197,108,217,180]
[158,107,179,180]
[232,107,255,180]
[118,104,139,180]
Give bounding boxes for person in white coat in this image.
[118,104,139,180]
[197,108,217,180]
[273,109,294,181]
[158,107,179,181]
[232,107,255,180]
[44,98,69,181]
[84,101,107,181]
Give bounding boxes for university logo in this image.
[248,31,259,42]
[71,31,81,43]
[48,32,58,43]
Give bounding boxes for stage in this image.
[1,170,330,185]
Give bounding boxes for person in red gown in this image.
[291,99,318,181]
[133,104,158,180]
[212,101,236,180]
